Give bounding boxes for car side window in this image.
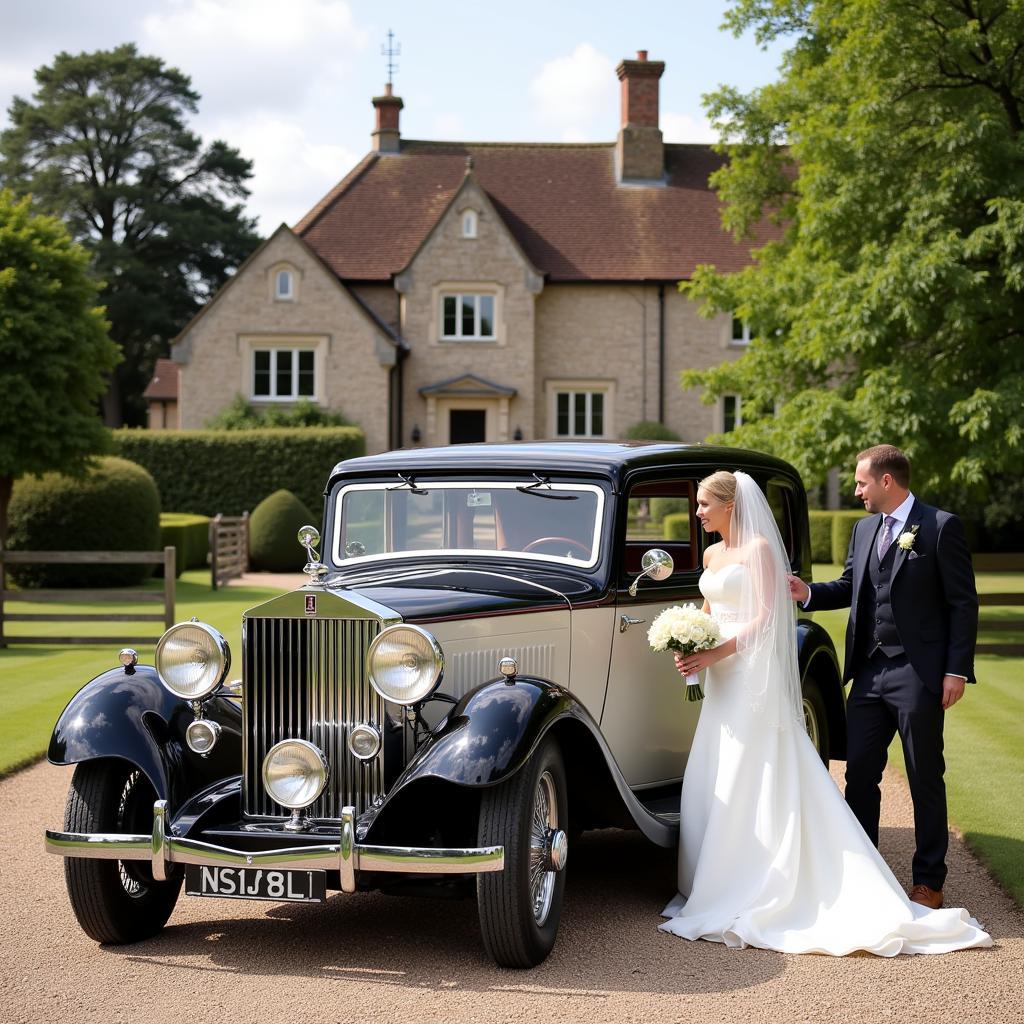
[622,479,698,580]
[766,481,795,561]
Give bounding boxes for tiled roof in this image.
[296,141,777,283]
[143,358,179,401]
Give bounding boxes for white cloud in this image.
[530,43,616,141]
[662,110,718,144]
[141,0,368,117]
[215,115,360,231]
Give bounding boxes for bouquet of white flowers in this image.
[647,604,722,701]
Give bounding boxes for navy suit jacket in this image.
[806,501,978,693]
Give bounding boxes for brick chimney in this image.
[372,82,403,154]
[616,50,665,183]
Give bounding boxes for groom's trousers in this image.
[845,648,948,891]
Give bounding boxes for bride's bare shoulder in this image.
[703,541,723,568]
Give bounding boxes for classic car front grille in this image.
[243,616,384,819]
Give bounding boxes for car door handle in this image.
[619,614,647,633]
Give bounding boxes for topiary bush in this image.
[808,510,834,563]
[112,426,364,516]
[8,457,161,588]
[663,512,691,541]
[623,421,682,441]
[831,510,869,565]
[249,489,316,572]
[158,512,211,578]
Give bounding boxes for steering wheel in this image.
[522,536,591,558]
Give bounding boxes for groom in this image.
[787,445,978,909]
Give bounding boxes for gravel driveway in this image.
[2,759,1021,1024]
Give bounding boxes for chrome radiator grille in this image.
[243,616,384,819]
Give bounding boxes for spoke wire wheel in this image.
[801,678,831,766]
[528,771,558,926]
[477,735,568,968]
[64,760,182,944]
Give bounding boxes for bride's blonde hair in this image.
[698,470,736,505]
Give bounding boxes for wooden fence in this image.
[210,512,249,590]
[0,548,175,648]
[974,552,1024,657]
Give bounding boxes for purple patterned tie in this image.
[877,515,897,560]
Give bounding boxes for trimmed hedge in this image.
[624,420,681,441]
[112,427,364,517]
[831,510,870,564]
[158,512,210,578]
[249,490,316,572]
[8,457,161,588]
[663,512,691,541]
[808,510,834,563]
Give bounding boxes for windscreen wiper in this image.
[515,473,578,500]
[387,473,429,495]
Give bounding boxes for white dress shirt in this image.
[804,493,966,681]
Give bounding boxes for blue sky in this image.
[1,0,788,232]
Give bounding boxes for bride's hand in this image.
[675,648,721,676]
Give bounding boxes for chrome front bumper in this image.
[45,800,504,892]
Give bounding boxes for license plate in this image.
[185,865,326,903]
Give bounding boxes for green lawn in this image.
[811,563,1024,905]
[0,569,286,777]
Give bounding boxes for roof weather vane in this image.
[381,29,401,87]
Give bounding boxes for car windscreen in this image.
[331,481,605,568]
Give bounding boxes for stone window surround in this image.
[241,334,328,403]
[431,281,504,345]
[546,379,615,439]
[460,207,479,238]
[269,261,300,303]
[729,316,751,347]
[721,393,743,433]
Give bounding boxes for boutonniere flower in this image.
[897,525,919,551]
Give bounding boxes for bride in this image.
[658,470,992,956]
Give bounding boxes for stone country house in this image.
[152,52,773,454]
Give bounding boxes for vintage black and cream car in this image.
[45,442,843,967]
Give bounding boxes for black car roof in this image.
[327,441,799,491]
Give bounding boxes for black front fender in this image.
[364,677,676,848]
[47,664,242,814]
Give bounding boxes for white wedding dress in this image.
[659,562,993,956]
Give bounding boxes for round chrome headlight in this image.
[185,718,222,756]
[366,624,443,706]
[262,739,329,811]
[348,723,382,761]
[155,621,230,700]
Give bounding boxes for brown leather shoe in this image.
[909,884,944,909]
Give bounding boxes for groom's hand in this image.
[941,675,967,710]
[786,574,810,604]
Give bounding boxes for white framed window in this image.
[731,317,751,345]
[441,293,495,340]
[554,389,608,438]
[252,348,316,400]
[461,210,478,238]
[722,394,742,433]
[275,269,294,300]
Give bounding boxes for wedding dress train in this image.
[659,562,992,956]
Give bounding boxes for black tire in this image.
[477,735,569,968]
[64,761,182,944]
[802,677,831,765]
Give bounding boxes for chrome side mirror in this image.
[628,548,674,597]
[297,524,328,584]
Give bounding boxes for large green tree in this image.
[0,44,260,426]
[0,188,119,548]
[684,0,1024,522]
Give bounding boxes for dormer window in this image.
[461,210,478,238]
[275,269,294,301]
